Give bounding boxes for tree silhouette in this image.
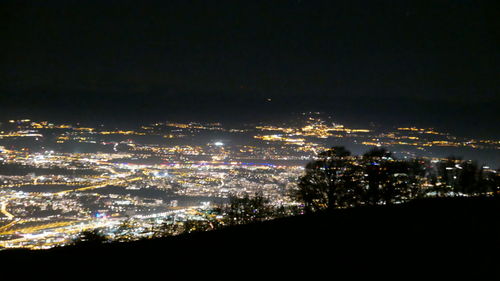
[362,147,392,205]
[224,193,272,225]
[295,147,434,211]
[491,169,500,197]
[380,161,405,204]
[437,156,462,190]
[183,220,215,234]
[381,160,423,204]
[295,146,357,212]
[72,229,108,246]
[478,168,500,196]
[363,147,392,159]
[456,161,480,195]
[336,161,365,207]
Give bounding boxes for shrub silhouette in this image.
[224,193,273,225]
[72,229,108,246]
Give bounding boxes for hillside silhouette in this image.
[1,196,498,278]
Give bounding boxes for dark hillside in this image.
[1,197,499,278]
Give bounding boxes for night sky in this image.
[1,1,498,136]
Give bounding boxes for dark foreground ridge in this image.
[2,197,499,277]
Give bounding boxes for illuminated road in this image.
[0,220,77,235]
[0,202,14,220]
[0,220,18,233]
[0,219,121,249]
[55,176,143,195]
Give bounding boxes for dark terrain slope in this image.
[1,197,499,278]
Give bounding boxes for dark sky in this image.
[1,0,498,136]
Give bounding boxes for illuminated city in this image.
[0,113,498,249]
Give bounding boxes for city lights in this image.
[0,113,498,249]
